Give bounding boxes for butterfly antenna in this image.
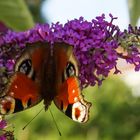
[22,107,44,130]
[49,108,62,136]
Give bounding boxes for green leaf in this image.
[128,0,140,26]
[0,0,35,31]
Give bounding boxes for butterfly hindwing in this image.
[54,76,91,123]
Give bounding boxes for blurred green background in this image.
[0,0,140,140]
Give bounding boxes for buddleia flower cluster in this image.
[0,14,140,91]
[0,117,14,140]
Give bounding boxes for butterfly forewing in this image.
[0,42,48,114]
[53,45,91,123]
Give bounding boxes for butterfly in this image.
[0,42,91,123]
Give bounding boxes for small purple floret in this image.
[0,135,6,140]
[0,120,7,129]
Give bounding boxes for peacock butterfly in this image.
[0,42,91,123]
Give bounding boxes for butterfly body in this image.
[0,42,91,123]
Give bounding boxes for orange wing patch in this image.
[54,76,91,123]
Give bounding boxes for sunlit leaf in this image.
[128,0,140,26]
[25,0,46,23]
[0,0,34,31]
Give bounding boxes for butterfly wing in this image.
[53,45,91,123]
[54,76,91,123]
[0,42,49,115]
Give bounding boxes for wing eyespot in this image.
[16,58,36,80]
[63,62,76,81]
[17,59,32,75]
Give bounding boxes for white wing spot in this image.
[10,92,15,96]
[72,89,75,93]
[74,97,78,102]
[14,85,18,89]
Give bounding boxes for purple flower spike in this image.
[0,119,14,140]
[0,14,140,89]
[0,120,7,129]
[6,59,15,71]
[0,135,6,140]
